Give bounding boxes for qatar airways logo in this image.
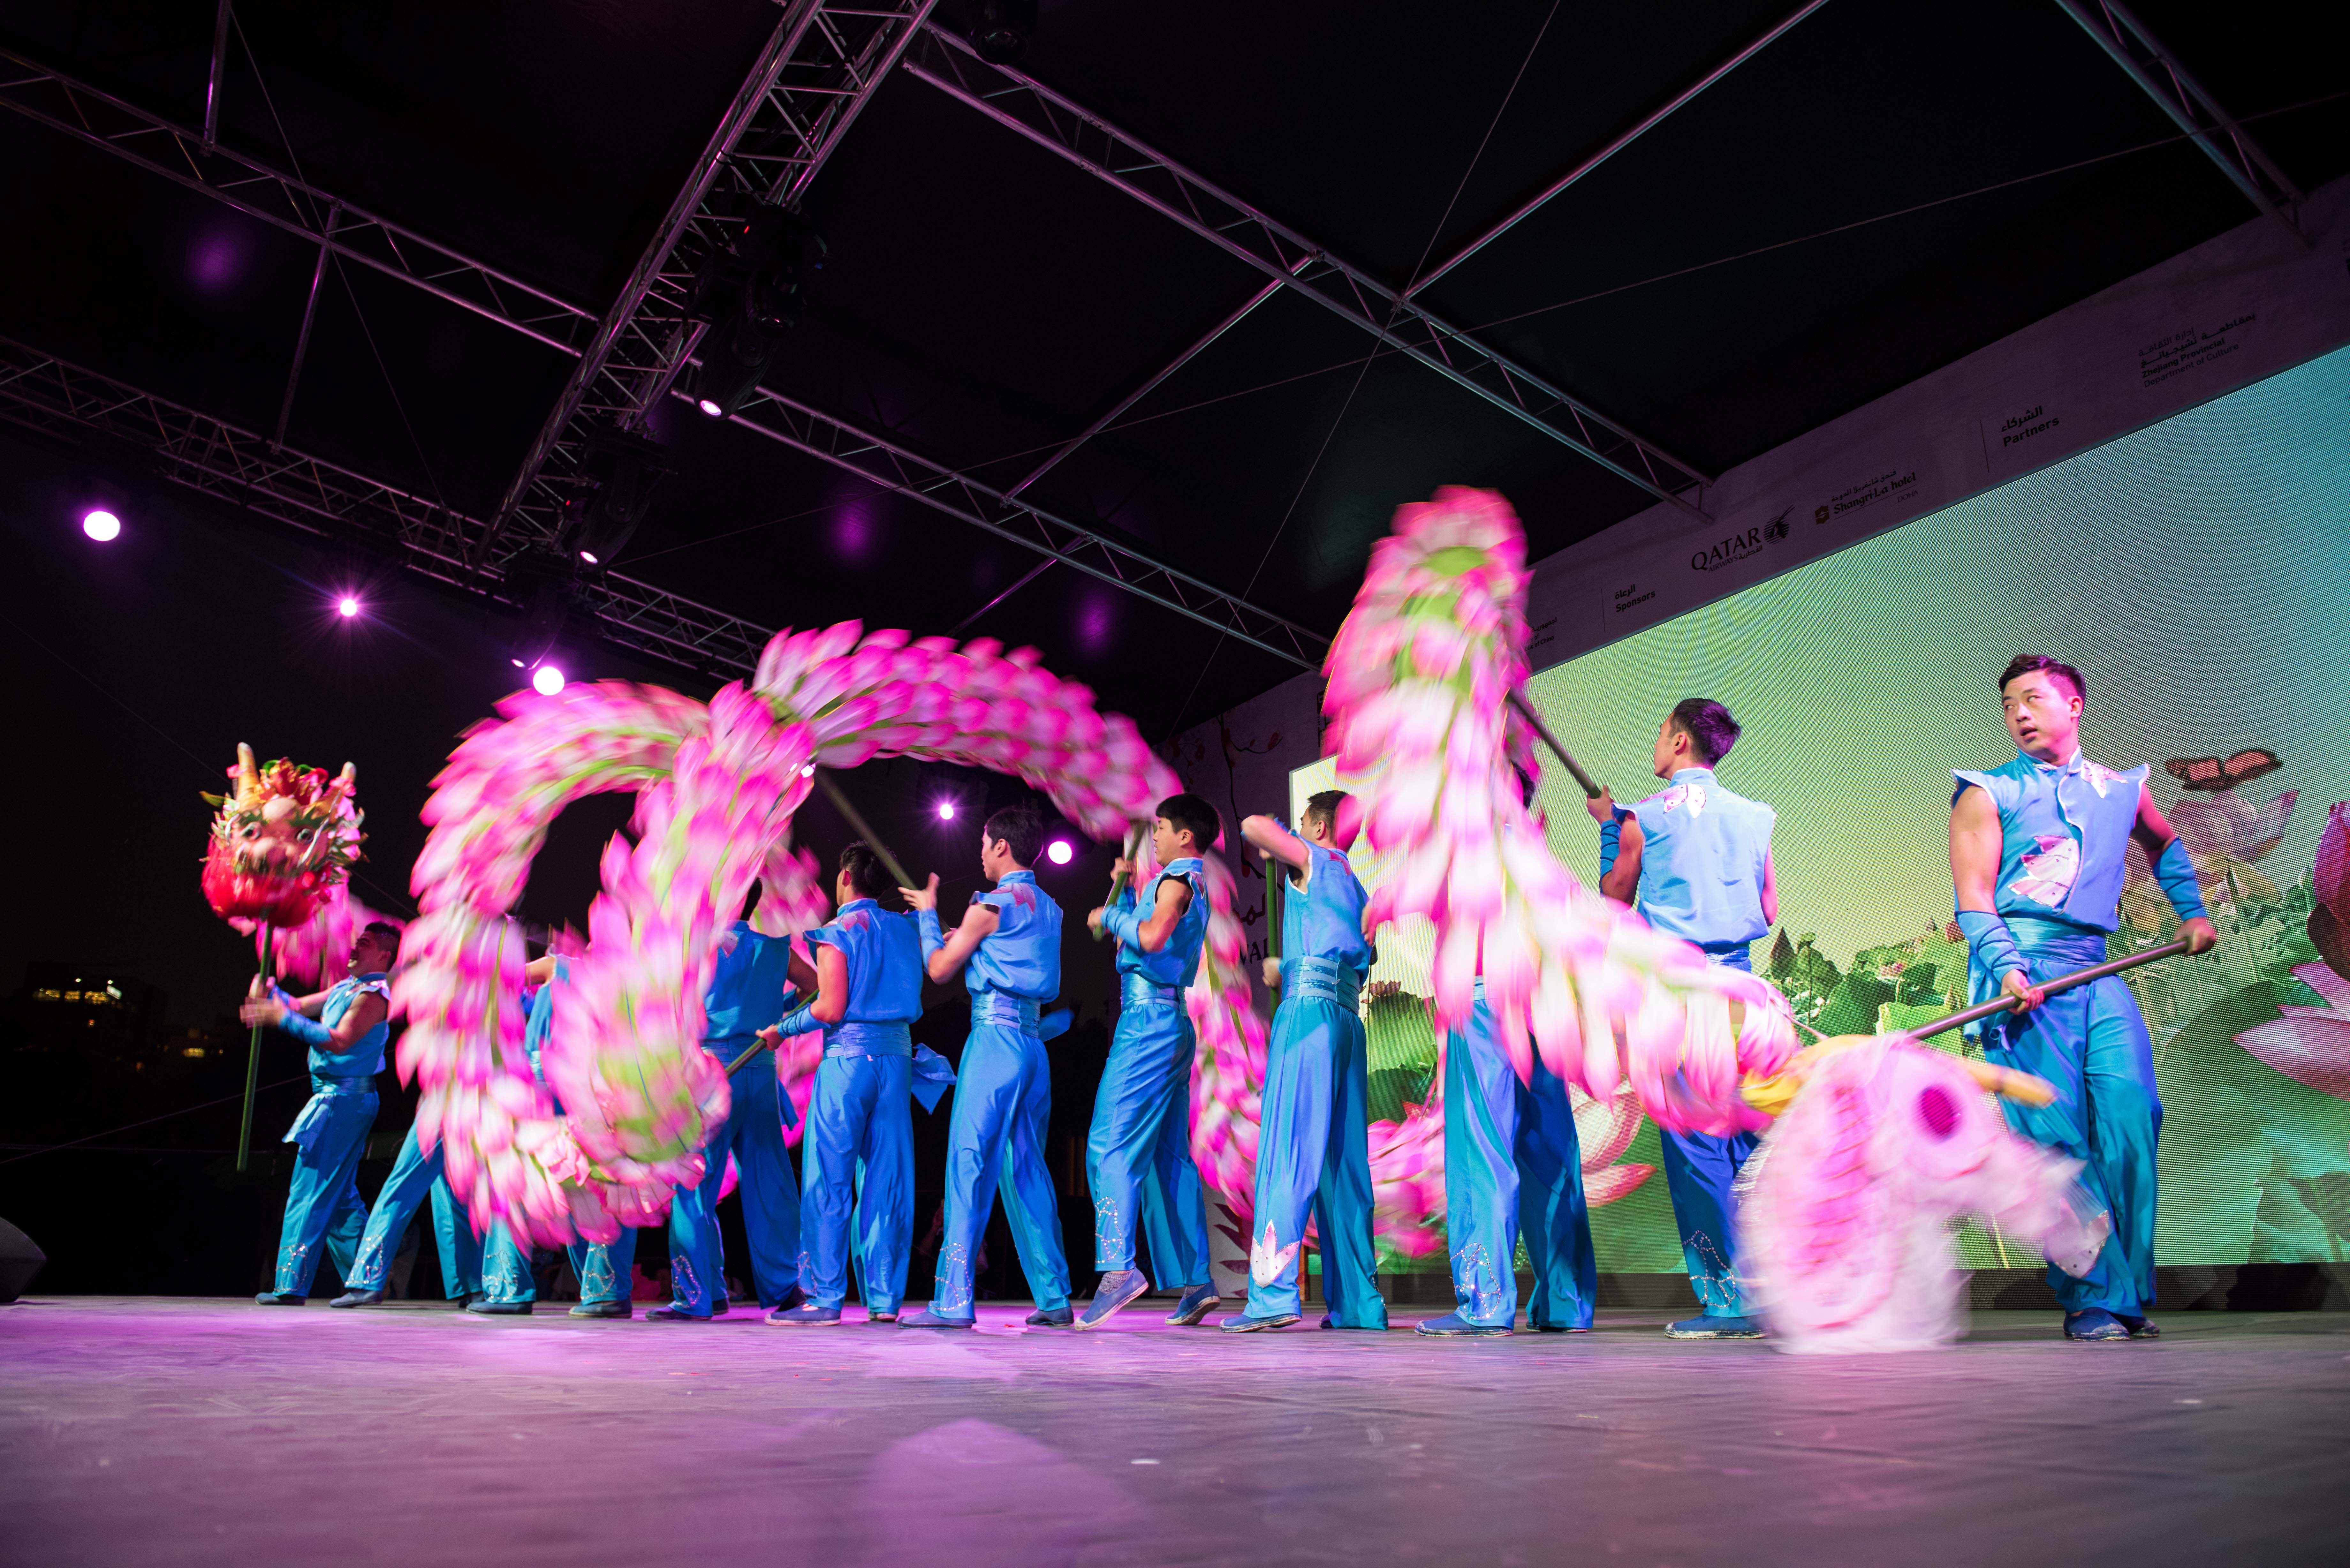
[1689,508,1788,572]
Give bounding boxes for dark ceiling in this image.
[4,0,2343,739]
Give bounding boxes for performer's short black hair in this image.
[1669,698,1742,766]
[982,806,1045,867]
[1301,790,1348,835]
[1156,793,1221,853]
[358,920,403,956]
[1998,653,2085,702]
[837,841,895,902]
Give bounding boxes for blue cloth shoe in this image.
[898,1309,974,1329]
[1219,1310,1302,1332]
[1414,1312,1509,1337]
[1164,1284,1221,1325]
[1317,1314,1390,1331]
[2065,1309,2130,1342]
[2112,1312,2161,1339]
[1664,1314,1765,1339]
[568,1300,631,1319]
[767,1303,843,1327]
[466,1299,531,1315]
[1076,1269,1150,1330]
[253,1292,304,1306]
[1531,1320,1590,1333]
[329,1289,384,1309]
[1025,1306,1074,1327]
[868,1309,899,1323]
[643,1305,712,1322]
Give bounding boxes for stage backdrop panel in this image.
[1297,343,2350,1274]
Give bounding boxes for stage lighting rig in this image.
[505,562,577,673]
[967,0,1036,64]
[559,426,674,568]
[687,206,825,421]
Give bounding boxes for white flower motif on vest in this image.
[1653,782,1708,817]
[2007,833,2081,907]
[2080,759,2125,798]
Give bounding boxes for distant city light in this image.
[1046,840,1073,865]
[81,508,121,542]
[936,801,956,821]
[337,596,360,618]
[532,664,566,696]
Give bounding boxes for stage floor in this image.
[4,1297,2346,1566]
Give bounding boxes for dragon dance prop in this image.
[396,623,1272,1247]
[201,746,365,1169]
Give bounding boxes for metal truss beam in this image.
[0,339,772,679]
[903,25,1713,520]
[2051,0,2303,231]
[714,384,1326,670]
[476,0,940,570]
[1406,0,1833,298]
[0,51,599,355]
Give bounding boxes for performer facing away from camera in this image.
[1587,698,1778,1339]
[1222,790,1387,1333]
[1950,654,2215,1343]
[243,920,401,1304]
[899,806,1077,1330]
[1080,794,1222,1330]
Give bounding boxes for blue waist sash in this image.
[2004,917,2109,965]
[970,992,1042,1033]
[825,1021,914,1059]
[1121,973,1185,1011]
[1284,955,1361,1011]
[284,1079,376,1153]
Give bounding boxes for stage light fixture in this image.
[337,596,360,618]
[1046,840,1073,865]
[686,206,825,421]
[561,426,673,569]
[937,801,956,821]
[533,664,566,696]
[507,566,576,672]
[81,508,121,542]
[968,0,1036,63]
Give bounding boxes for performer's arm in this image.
[1949,785,2044,1014]
[524,955,558,987]
[1102,876,1192,954]
[759,945,851,1045]
[2129,786,2219,954]
[1599,814,1643,903]
[1761,850,1780,928]
[906,873,1001,984]
[784,941,819,1000]
[240,987,386,1052]
[1241,815,1311,875]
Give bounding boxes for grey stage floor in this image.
[3,1297,2346,1566]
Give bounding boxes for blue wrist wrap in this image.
[917,907,945,962]
[2153,837,2209,923]
[1102,903,1143,949]
[773,1004,824,1039]
[279,1009,331,1048]
[1957,909,2028,984]
[1598,819,1620,877]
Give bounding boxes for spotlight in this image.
[560,426,673,570]
[81,508,121,542]
[685,207,825,421]
[937,801,956,821]
[1046,840,1073,865]
[967,0,1036,63]
[337,596,360,618]
[532,664,566,696]
[507,566,576,672]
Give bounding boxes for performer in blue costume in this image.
[1079,794,1221,1330]
[1222,792,1387,1333]
[470,954,639,1317]
[1588,699,1778,1339]
[242,921,401,1304]
[900,807,1078,1330]
[648,887,806,1322]
[1950,654,2215,1343]
[769,844,946,1326]
[330,1122,482,1308]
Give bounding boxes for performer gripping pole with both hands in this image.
[1080,795,1222,1330]
[899,807,1077,1330]
[1221,792,1388,1333]
[1586,699,1778,1340]
[243,920,400,1304]
[1950,654,2216,1343]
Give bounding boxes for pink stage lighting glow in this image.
[532,665,566,696]
[696,397,724,418]
[1046,840,1073,865]
[936,801,956,821]
[579,550,600,565]
[337,596,360,618]
[81,508,121,542]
